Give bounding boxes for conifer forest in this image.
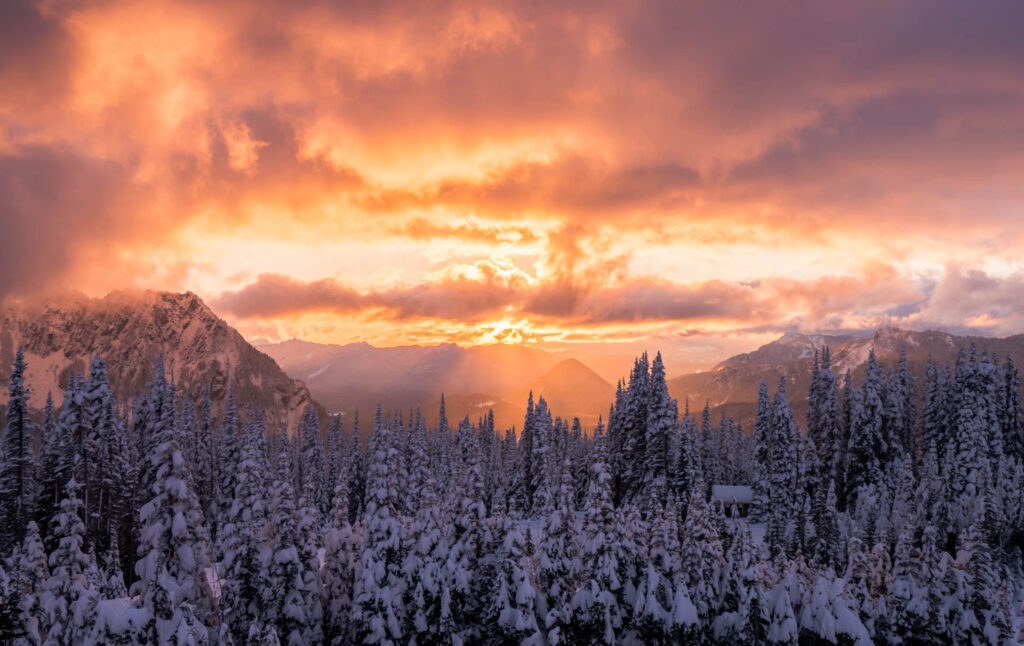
[1,344,1023,645]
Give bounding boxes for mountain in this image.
[668,326,1024,424]
[522,359,614,428]
[0,290,321,432]
[258,339,614,431]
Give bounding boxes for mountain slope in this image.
[0,290,321,432]
[522,358,614,427]
[668,326,1024,424]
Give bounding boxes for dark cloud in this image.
[0,147,137,296]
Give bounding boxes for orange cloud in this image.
[3,0,1024,354]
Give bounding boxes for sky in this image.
[3,0,1024,373]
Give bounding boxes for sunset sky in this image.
[3,0,1024,373]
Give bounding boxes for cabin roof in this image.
[710,484,753,504]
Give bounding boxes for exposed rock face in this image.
[0,290,320,433]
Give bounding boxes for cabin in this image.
[711,485,753,518]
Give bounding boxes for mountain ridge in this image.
[0,289,323,432]
[669,326,1024,424]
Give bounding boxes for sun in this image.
[474,319,537,345]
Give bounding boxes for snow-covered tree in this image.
[132,380,215,644]
[489,520,543,645]
[218,412,270,644]
[750,380,772,523]
[680,483,725,632]
[571,427,628,644]
[352,407,407,644]
[642,352,676,510]
[42,479,97,646]
[322,450,359,645]
[11,520,49,643]
[1,348,37,554]
[538,457,580,644]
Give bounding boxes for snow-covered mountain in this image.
[258,339,614,431]
[0,290,321,432]
[668,326,1024,423]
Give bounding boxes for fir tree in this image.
[12,520,49,643]
[219,403,271,645]
[297,405,329,519]
[680,481,725,632]
[42,479,97,646]
[132,380,216,644]
[492,522,543,645]
[264,452,317,646]
[401,473,447,645]
[571,427,627,644]
[353,406,407,644]
[538,457,579,644]
[1,348,37,554]
[1001,356,1024,461]
[642,352,677,510]
[322,452,359,646]
[751,380,772,523]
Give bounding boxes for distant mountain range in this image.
[262,326,1024,433]
[5,289,1023,436]
[0,290,321,432]
[257,339,614,431]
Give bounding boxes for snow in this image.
[93,598,149,637]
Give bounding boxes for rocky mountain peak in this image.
[0,290,321,433]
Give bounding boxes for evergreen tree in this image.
[295,478,325,644]
[1,348,37,554]
[86,355,126,558]
[219,403,271,644]
[12,520,49,644]
[922,359,948,461]
[36,391,62,537]
[538,457,579,644]
[813,480,840,572]
[353,407,407,644]
[955,499,1010,644]
[751,380,772,523]
[214,382,241,542]
[492,522,543,645]
[767,377,797,554]
[442,416,491,642]
[322,451,359,646]
[896,349,918,460]
[297,405,329,519]
[132,380,216,644]
[346,413,366,523]
[713,520,764,644]
[1001,356,1024,461]
[642,352,677,510]
[675,411,700,516]
[193,387,215,525]
[529,398,553,517]
[571,427,628,644]
[680,483,724,632]
[401,473,447,645]
[621,354,650,504]
[811,348,843,494]
[264,452,318,645]
[42,479,97,646]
